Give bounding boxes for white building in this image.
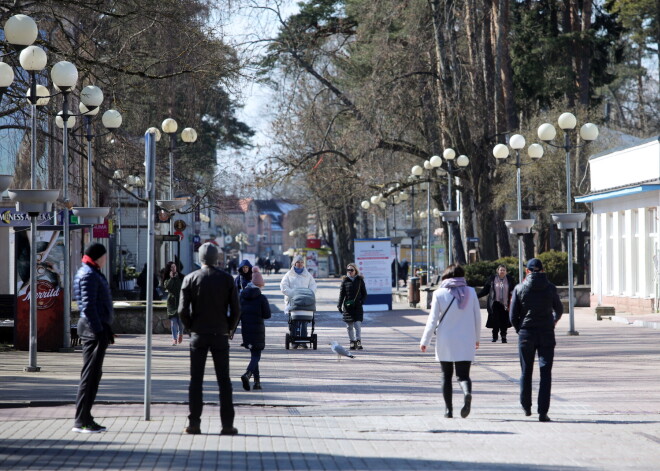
[576,137,660,314]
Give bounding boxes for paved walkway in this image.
[1,274,659,470]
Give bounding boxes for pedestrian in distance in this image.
[137,263,160,300]
[477,264,515,343]
[179,243,241,435]
[509,258,563,422]
[235,259,253,292]
[163,261,184,346]
[420,264,481,419]
[72,243,114,433]
[238,267,271,391]
[337,263,368,350]
[280,255,317,348]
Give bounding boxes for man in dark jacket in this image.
[509,258,563,422]
[179,243,241,435]
[72,243,114,433]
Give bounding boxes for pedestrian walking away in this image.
[420,264,481,419]
[163,261,184,346]
[238,267,271,391]
[509,258,563,422]
[179,243,241,435]
[280,255,317,348]
[72,243,114,434]
[235,259,253,293]
[337,263,368,350]
[477,264,515,343]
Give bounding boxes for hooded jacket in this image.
[235,259,253,291]
[239,284,271,350]
[280,258,317,312]
[509,272,563,332]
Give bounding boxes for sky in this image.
[215,1,300,174]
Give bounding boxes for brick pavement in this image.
[0,274,659,470]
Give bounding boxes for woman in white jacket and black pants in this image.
[420,264,481,419]
[280,255,317,347]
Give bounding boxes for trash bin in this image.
[408,277,420,307]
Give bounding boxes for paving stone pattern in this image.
[0,275,659,470]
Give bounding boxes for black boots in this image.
[253,373,262,390]
[492,331,498,342]
[459,381,472,418]
[241,371,252,391]
[501,334,507,343]
[444,407,453,418]
[349,340,363,350]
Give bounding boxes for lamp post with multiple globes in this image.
[536,113,599,336]
[492,135,544,282]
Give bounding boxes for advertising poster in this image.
[354,238,392,311]
[15,228,65,351]
[304,250,318,278]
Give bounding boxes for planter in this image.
[72,207,110,224]
[120,279,136,291]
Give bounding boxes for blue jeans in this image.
[170,316,183,341]
[247,348,261,377]
[188,333,234,429]
[518,329,556,415]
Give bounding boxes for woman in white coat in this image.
[280,255,317,347]
[420,264,481,419]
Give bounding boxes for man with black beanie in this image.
[72,242,114,433]
[179,242,241,435]
[509,258,563,423]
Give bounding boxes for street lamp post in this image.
[52,60,81,351]
[493,135,544,282]
[3,15,60,370]
[537,113,599,335]
[159,119,197,261]
[435,149,469,267]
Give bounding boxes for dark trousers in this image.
[440,361,472,408]
[74,335,109,427]
[518,329,556,414]
[188,333,234,429]
[247,348,261,378]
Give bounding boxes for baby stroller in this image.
[285,287,318,350]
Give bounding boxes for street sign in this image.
[161,235,179,241]
[467,237,480,243]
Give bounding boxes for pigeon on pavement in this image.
[330,341,355,360]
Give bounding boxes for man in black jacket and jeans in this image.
[509,258,563,422]
[179,243,241,435]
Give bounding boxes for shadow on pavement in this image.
[0,439,583,471]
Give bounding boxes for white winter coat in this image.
[280,267,317,313]
[420,287,482,362]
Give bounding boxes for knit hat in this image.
[199,242,219,266]
[84,242,107,261]
[291,255,304,268]
[251,266,265,287]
